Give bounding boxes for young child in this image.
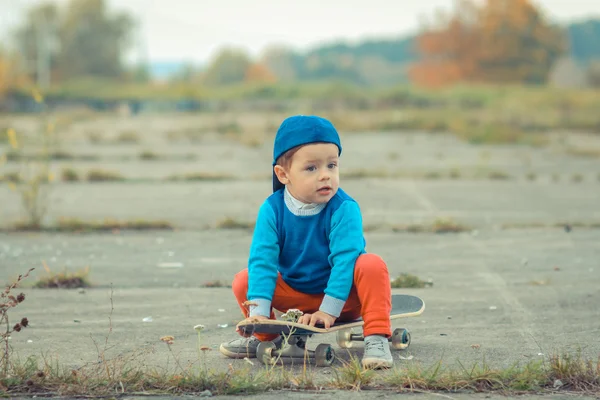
[219,115,393,369]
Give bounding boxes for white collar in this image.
[283,186,325,216]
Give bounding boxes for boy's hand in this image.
[236,315,269,337]
[298,311,336,329]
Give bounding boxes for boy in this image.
[219,115,393,369]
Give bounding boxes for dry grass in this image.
[86,169,125,182]
[11,217,173,232]
[391,273,433,289]
[33,263,91,289]
[384,351,600,393]
[55,217,173,232]
[571,173,584,183]
[484,170,512,180]
[61,167,79,182]
[500,221,600,230]
[116,131,140,143]
[139,150,160,160]
[330,354,376,390]
[566,147,600,159]
[166,172,235,182]
[1,269,599,397]
[393,218,471,234]
[201,280,231,288]
[215,217,255,230]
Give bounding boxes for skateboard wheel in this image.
[256,341,277,365]
[336,328,353,349]
[391,328,411,350]
[315,343,335,367]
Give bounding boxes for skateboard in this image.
[236,294,425,367]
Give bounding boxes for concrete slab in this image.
[1,116,599,396]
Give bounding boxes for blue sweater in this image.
[246,187,366,318]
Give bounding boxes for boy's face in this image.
[275,143,340,204]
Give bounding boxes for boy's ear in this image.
[273,165,290,185]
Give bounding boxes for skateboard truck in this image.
[337,327,411,350]
[256,334,335,367]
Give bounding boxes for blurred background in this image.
[0,0,599,231]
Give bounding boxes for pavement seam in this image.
[400,180,541,350]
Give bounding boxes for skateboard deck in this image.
[233,294,425,367]
[237,294,424,336]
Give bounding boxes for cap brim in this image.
[272,171,284,192]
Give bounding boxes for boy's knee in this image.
[232,269,249,296]
[355,253,387,271]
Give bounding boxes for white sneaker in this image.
[362,335,393,369]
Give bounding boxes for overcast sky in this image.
[1,0,598,64]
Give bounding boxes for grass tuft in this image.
[331,354,376,390]
[166,172,235,182]
[33,263,91,289]
[215,217,255,230]
[86,169,125,182]
[393,218,471,234]
[391,273,433,288]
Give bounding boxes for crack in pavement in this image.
[400,180,539,349]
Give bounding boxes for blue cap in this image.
[272,115,342,192]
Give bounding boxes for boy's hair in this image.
[275,145,305,170]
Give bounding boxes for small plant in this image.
[1,268,34,376]
[430,218,470,233]
[423,171,442,180]
[331,354,376,390]
[281,309,304,323]
[61,167,79,182]
[391,273,433,289]
[139,150,160,160]
[86,131,103,143]
[216,121,242,135]
[55,217,173,232]
[341,169,389,179]
[34,262,91,289]
[571,173,583,183]
[166,172,234,182]
[116,131,140,143]
[393,218,471,234]
[86,169,125,182]
[2,90,57,229]
[202,280,230,288]
[215,217,255,230]
[487,170,512,180]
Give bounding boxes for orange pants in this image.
[232,253,392,341]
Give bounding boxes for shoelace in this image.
[364,340,386,353]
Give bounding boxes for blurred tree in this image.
[57,0,134,79]
[587,61,600,88]
[169,63,201,83]
[13,2,60,87]
[201,48,252,86]
[476,0,566,83]
[410,0,566,86]
[0,55,13,98]
[244,63,277,83]
[260,46,298,82]
[0,49,28,98]
[128,63,151,83]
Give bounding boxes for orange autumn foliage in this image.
[245,63,277,83]
[409,0,566,87]
[0,52,29,98]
